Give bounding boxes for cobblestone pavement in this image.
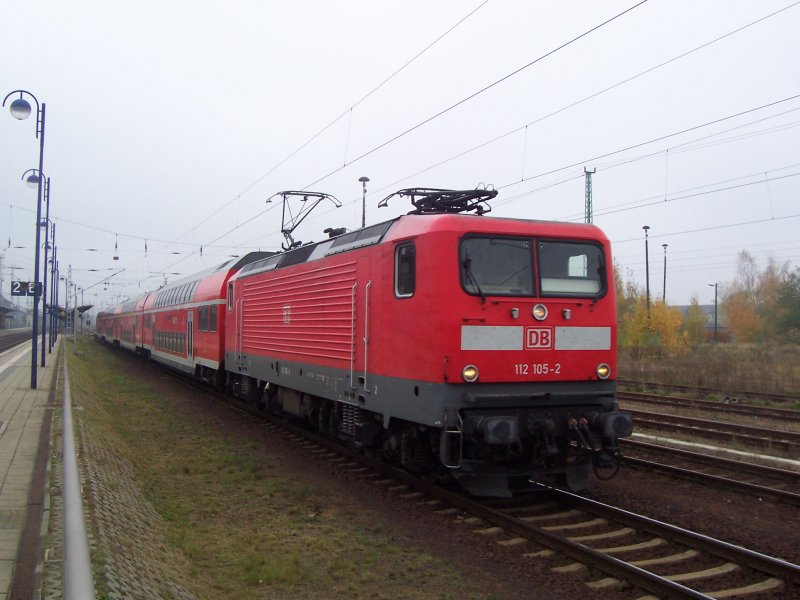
[41,411,196,599]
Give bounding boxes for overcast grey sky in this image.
[1,0,798,314]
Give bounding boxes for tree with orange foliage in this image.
[723,290,763,342]
[615,265,686,357]
[722,251,791,342]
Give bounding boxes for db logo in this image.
[525,327,553,349]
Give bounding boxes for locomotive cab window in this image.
[537,241,605,297]
[395,243,415,298]
[460,237,533,296]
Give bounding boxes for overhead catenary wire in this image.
[148,0,492,250]
[67,4,798,305]
[494,93,800,196]
[84,0,650,296]
[74,92,800,300]
[75,2,493,297]
[353,1,800,200]
[462,115,800,216]
[613,212,800,246]
[559,162,800,222]
[63,1,795,284]
[301,0,652,191]
[300,102,800,228]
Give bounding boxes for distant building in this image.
[676,304,728,337]
[0,294,26,329]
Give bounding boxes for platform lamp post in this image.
[4,90,46,389]
[55,259,60,339]
[359,176,369,229]
[23,170,52,367]
[72,280,78,352]
[642,225,651,317]
[48,223,57,351]
[662,243,668,304]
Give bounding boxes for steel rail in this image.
[62,349,96,598]
[623,456,800,506]
[629,409,800,451]
[555,488,800,586]
[618,378,799,405]
[620,390,800,422]
[622,439,800,482]
[0,330,32,353]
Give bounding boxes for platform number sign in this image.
[11,281,40,297]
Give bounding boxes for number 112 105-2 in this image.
[514,363,561,375]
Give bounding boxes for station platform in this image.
[0,336,60,600]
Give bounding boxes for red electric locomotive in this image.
[96,188,631,496]
[223,189,632,496]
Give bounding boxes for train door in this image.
[187,310,194,360]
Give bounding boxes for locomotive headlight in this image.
[532,304,548,321]
[462,365,479,383]
[596,363,611,380]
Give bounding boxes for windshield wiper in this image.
[462,257,486,304]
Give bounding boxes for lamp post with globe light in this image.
[22,169,52,367]
[49,223,58,351]
[4,90,46,389]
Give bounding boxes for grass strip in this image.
[68,339,502,599]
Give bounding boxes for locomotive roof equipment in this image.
[378,186,497,215]
[266,190,342,250]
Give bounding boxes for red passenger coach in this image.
[97,253,272,378]
[139,253,272,377]
[223,189,632,496]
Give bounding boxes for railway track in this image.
[478,488,800,598]
[255,415,800,597]
[619,391,800,424]
[618,379,799,407]
[621,439,800,507]
[627,408,800,453]
[0,330,32,353]
[146,355,800,599]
